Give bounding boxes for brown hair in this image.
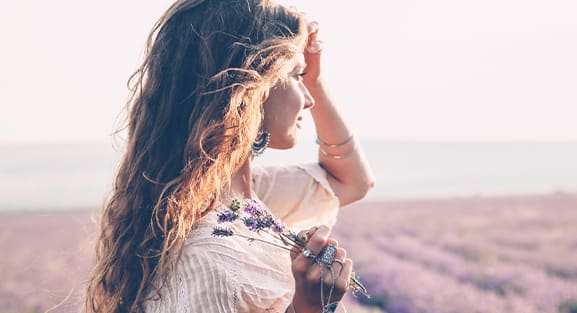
[85,0,306,312]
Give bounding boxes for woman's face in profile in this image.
[262,54,315,150]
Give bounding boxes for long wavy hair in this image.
[84,1,307,312]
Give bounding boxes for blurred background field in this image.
[1,193,576,313]
[333,193,577,313]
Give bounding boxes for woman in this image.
[85,0,374,312]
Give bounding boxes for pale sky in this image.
[1,0,576,144]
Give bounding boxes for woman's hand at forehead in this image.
[303,21,323,86]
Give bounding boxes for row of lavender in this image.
[332,193,577,313]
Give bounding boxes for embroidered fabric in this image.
[143,163,339,313]
[176,274,190,313]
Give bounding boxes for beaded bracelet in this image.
[316,134,354,148]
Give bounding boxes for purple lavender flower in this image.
[243,217,261,232]
[271,219,285,233]
[217,211,238,223]
[212,198,370,298]
[212,227,234,237]
[261,214,275,228]
[243,199,264,217]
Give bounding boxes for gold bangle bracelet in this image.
[316,134,354,148]
[319,145,357,160]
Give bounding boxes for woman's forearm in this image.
[308,80,375,206]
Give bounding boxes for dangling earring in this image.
[251,131,270,157]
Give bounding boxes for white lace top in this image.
[144,163,340,313]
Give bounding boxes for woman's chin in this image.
[268,138,297,150]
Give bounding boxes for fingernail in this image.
[306,40,323,54]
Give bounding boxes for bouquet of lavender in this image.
[212,198,370,298]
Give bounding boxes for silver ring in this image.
[318,243,337,265]
[332,258,345,267]
[302,247,316,259]
[332,258,345,276]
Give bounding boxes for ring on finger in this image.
[318,243,337,265]
[302,247,316,259]
[332,258,345,267]
[332,258,346,276]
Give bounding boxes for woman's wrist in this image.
[291,296,320,313]
[316,133,357,160]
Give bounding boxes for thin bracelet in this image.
[319,144,357,160]
[316,134,354,148]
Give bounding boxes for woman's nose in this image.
[301,83,315,109]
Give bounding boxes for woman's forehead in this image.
[293,53,306,69]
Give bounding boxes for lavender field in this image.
[332,193,577,313]
[1,192,576,313]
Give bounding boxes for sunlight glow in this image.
[1,0,576,143]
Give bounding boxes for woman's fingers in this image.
[303,238,338,283]
[301,225,330,260]
[303,20,323,83]
[323,246,346,286]
[307,20,319,44]
[305,24,322,55]
[335,258,353,292]
[319,245,351,304]
[292,225,329,274]
[292,226,331,275]
[297,236,348,287]
[290,226,319,260]
[291,233,352,311]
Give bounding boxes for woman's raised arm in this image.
[303,22,375,207]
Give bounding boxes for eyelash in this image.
[297,71,307,78]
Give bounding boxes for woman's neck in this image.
[230,158,253,199]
